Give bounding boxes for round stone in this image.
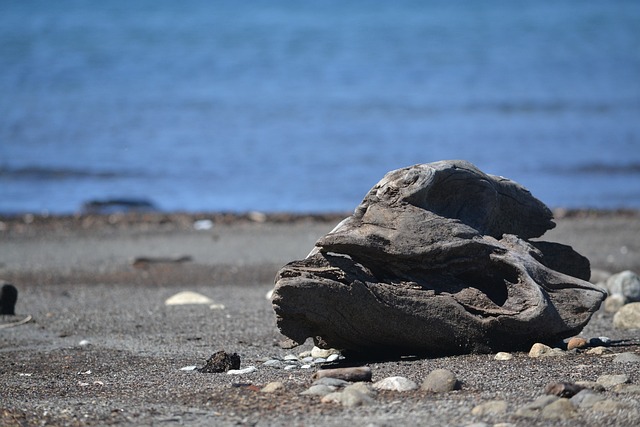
[494,352,513,361]
[471,400,508,416]
[421,369,459,393]
[596,374,629,389]
[261,381,284,393]
[567,337,588,350]
[613,302,640,329]
[373,376,418,392]
[606,270,640,302]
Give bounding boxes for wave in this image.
[546,162,640,176]
[0,166,135,181]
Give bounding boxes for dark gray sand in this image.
[1,211,639,426]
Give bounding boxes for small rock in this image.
[574,381,605,392]
[612,384,640,394]
[566,337,588,350]
[541,398,577,419]
[0,283,18,315]
[193,219,213,230]
[544,381,584,398]
[570,390,605,409]
[515,395,559,418]
[613,352,640,363]
[586,346,610,355]
[596,374,629,389]
[261,381,284,393]
[613,302,640,329]
[321,384,375,407]
[373,376,418,392]
[590,399,628,413]
[471,400,508,416]
[606,270,640,302]
[326,354,340,362]
[313,377,350,388]
[165,291,214,306]
[180,365,198,371]
[199,351,241,373]
[226,366,257,375]
[283,354,298,361]
[529,343,564,358]
[78,339,91,347]
[604,294,626,313]
[262,359,283,368]
[313,366,372,382]
[302,384,336,396]
[421,369,459,393]
[311,346,340,358]
[494,352,513,361]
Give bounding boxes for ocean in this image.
[1,0,639,214]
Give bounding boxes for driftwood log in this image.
[272,160,606,357]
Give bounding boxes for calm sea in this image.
[1,0,639,214]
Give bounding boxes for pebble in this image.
[310,346,340,359]
[596,374,629,389]
[301,384,336,396]
[313,377,350,388]
[613,302,640,329]
[373,376,418,392]
[421,369,459,393]
[164,291,215,306]
[613,352,640,363]
[606,270,640,302]
[586,346,610,355]
[541,398,577,419]
[313,366,372,382]
[604,294,626,313]
[494,352,513,361]
[226,366,257,375]
[320,383,375,407]
[544,381,584,398]
[471,400,508,416]
[260,381,284,393]
[515,395,559,418]
[566,337,588,350]
[590,399,629,413]
[528,343,565,358]
[262,359,283,368]
[612,384,640,394]
[326,354,340,362]
[570,390,605,409]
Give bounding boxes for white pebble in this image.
[226,366,257,375]
[495,352,513,361]
[180,366,198,371]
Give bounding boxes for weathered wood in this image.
[272,160,606,356]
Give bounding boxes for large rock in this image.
[272,160,606,356]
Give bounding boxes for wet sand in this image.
[1,211,639,426]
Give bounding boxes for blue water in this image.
[1,0,639,214]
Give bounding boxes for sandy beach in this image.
[1,210,639,426]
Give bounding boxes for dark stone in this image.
[0,283,18,315]
[81,198,156,214]
[272,160,606,356]
[545,381,585,398]
[199,351,241,373]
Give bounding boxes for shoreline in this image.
[2,208,640,426]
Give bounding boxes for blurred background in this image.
[1,0,639,214]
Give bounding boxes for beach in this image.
[1,210,639,426]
